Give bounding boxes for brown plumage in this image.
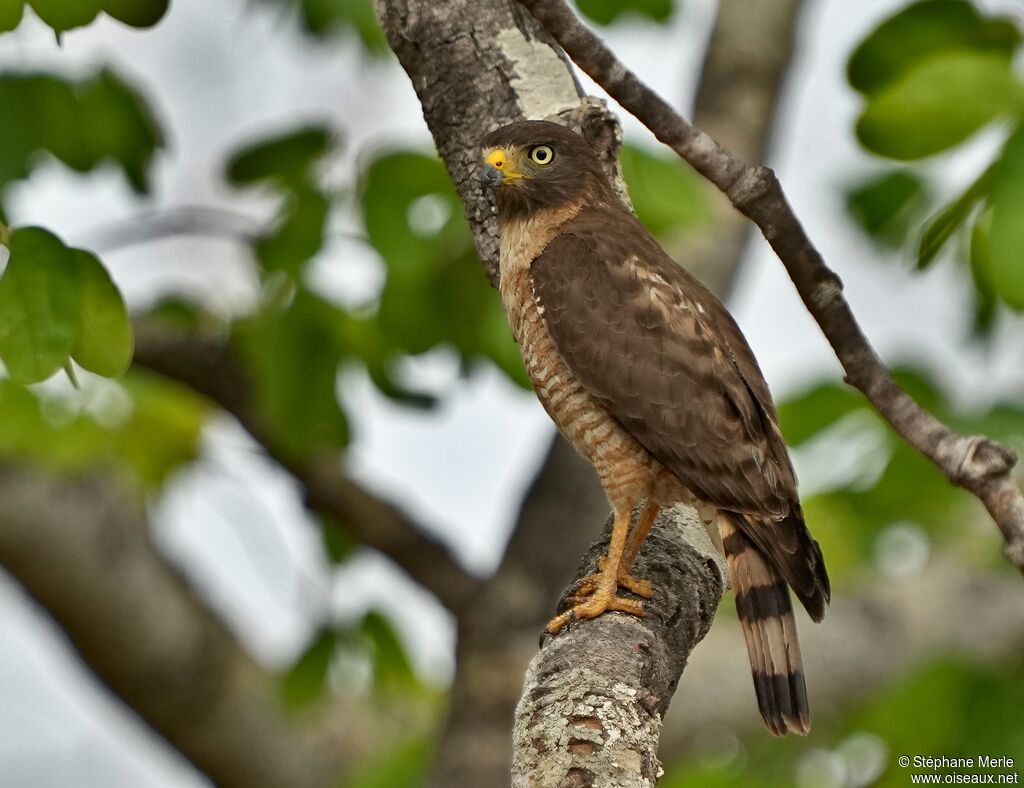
[481,120,829,735]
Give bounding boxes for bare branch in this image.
[0,466,347,788]
[517,0,1024,572]
[131,323,480,613]
[512,507,726,786]
[683,0,805,297]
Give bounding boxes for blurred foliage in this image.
[256,0,387,52]
[283,611,422,712]
[0,227,132,383]
[845,0,1024,325]
[0,0,168,34]
[575,0,675,26]
[620,143,709,237]
[845,170,928,249]
[779,366,1024,585]
[0,372,206,487]
[663,657,1024,787]
[0,69,162,194]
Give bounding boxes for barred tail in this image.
[719,513,811,736]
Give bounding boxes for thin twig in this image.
[518,0,1024,572]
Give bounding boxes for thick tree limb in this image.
[512,507,726,787]
[0,466,347,788]
[517,0,1024,572]
[131,323,480,614]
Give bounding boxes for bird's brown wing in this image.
[531,224,793,516]
[531,222,829,615]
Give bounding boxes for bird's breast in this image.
[497,212,655,498]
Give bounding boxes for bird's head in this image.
[480,120,610,218]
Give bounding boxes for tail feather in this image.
[720,514,811,736]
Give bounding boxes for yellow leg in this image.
[622,500,660,572]
[575,500,660,600]
[546,507,647,635]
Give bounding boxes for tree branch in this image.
[517,0,1024,572]
[512,507,726,786]
[682,0,805,298]
[131,323,480,614]
[0,466,347,788]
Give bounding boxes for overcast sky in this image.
[1,0,1022,785]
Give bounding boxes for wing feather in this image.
[531,221,793,519]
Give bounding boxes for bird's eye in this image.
[529,145,554,166]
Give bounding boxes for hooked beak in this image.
[481,147,523,189]
[481,162,504,189]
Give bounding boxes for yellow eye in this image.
[529,145,554,166]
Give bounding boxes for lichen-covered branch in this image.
[518,0,1024,572]
[0,466,348,788]
[512,507,726,787]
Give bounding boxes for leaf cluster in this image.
[845,0,1024,323]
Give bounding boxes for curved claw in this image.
[576,571,653,600]
[545,588,647,635]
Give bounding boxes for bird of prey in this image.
[480,120,830,735]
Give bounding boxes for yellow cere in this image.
[486,149,507,169]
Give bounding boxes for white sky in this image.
[0,0,1022,785]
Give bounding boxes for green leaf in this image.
[620,144,707,237]
[362,611,417,694]
[78,70,163,193]
[102,0,169,27]
[226,127,332,187]
[575,0,674,25]
[0,0,24,32]
[777,380,865,447]
[302,0,387,51]
[0,227,81,383]
[855,51,1022,160]
[847,0,1021,96]
[27,0,101,32]
[845,170,926,247]
[917,164,993,268]
[281,629,335,711]
[235,289,349,457]
[968,207,998,333]
[71,249,133,377]
[988,126,1024,309]
[320,516,356,563]
[254,187,330,275]
[343,738,432,788]
[114,372,208,487]
[0,71,162,194]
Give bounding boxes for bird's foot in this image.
[545,583,648,635]
[575,558,653,600]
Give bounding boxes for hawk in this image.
[480,120,830,735]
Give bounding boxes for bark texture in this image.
[0,467,347,788]
[512,507,726,787]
